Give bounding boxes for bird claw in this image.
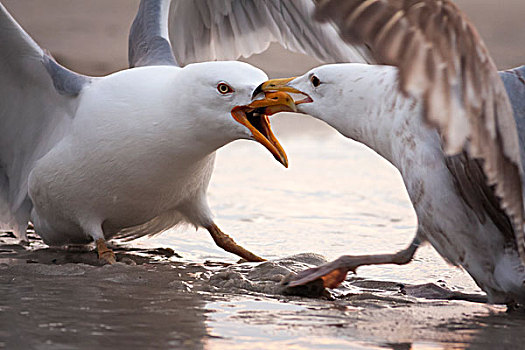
[98,250,117,265]
[95,238,116,264]
[286,264,350,288]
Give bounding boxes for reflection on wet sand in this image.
[3,233,525,350]
[0,237,209,349]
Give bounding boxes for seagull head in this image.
[180,61,296,167]
[253,64,374,132]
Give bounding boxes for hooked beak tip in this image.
[279,154,289,168]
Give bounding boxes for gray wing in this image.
[0,3,91,237]
[500,66,525,169]
[315,0,525,260]
[168,0,373,66]
[129,0,178,67]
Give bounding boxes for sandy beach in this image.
[1,1,524,349]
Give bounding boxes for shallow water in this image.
[3,116,525,350]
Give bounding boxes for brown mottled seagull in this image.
[259,0,525,306]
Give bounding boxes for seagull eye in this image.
[217,83,233,94]
[310,75,321,87]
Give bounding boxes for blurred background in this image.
[3,0,523,77]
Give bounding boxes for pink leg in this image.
[286,237,421,288]
[206,223,265,262]
[96,238,116,264]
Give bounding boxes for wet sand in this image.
[1,1,525,349]
[3,233,525,350]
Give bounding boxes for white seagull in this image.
[260,0,525,306]
[0,0,371,264]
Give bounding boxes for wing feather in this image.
[168,0,373,66]
[0,4,89,237]
[500,66,525,167]
[316,0,525,261]
[129,0,178,67]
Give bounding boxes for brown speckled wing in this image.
[316,0,525,261]
[445,153,516,248]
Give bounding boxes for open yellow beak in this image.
[231,91,296,168]
[253,77,312,104]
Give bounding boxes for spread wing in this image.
[0,3,91,237]
[129,0,178,67]
[316,0,525,260]
[167,0,373,66]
